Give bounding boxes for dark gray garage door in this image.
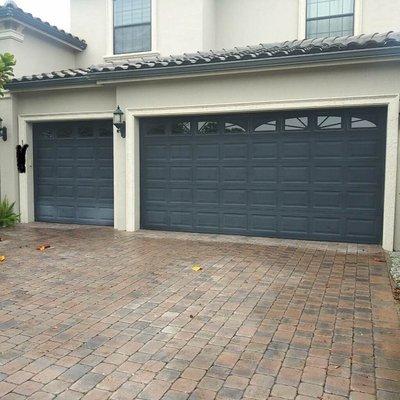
[33,120,114,226]
[140,108,386,244]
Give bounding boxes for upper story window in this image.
[306,0,354,39]
[114,0,151,54]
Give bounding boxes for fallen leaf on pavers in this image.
[37,244,51,252]
[0,256,6,262]
[192,265,203,272]
[373,256,386,263]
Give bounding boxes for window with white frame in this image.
[306,0,354,39]
[113,0,151,54]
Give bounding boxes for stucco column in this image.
[113,125,127,230]
[383,98,400,251]
[394,114,400,251]
[125,113,140,232]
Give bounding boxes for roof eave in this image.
[7,46,400,92]
[0,9,86,51]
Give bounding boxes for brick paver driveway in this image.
[0,224,399,400]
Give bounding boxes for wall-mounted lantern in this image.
[113,106,126,138]
[0,118,7,141]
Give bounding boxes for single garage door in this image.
[33,120,114,226]
[140,108,386,244]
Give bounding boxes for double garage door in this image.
[32,109,385,243]
[140,108,386,244]
[33,120,114,226]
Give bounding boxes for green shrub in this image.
[0,198,20,227]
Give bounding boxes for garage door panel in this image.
[311,217,342,237]
[222,167,247,183]
[34,121,114,226]
[222,143,248,160]
[195,189,219,205]
[36,183,56,196]
[281,166,309,183]
[347,167,379,184]
[314,141,345,157]
[142,209,168,227]
[195,143,219,160]
[281,191,309,208]
[170,188,192,204]
[58,206,75,219]
[282,141,310,158]
[348,140,381,157]
[35,205,57,219]
[312,191,342,209]
[222,190,247,206]
[144,188,168,203]
[98,167,113,179]
[76,186,96,198]
[143,144,168,161]
[170,144,192,161]
[140,108,385,243]
[96,146,113,159]
[347,192,379,210]
[145,166,167,180]
[250,190,277,207]
[195,166,218,183]
[57,185,75,198]
[347,218,378,237]
[170,166,192,183]
[249,214,278,234]
[75,147,95,159]
[251,166,278,183]
[251,142,278,159]
[222,213,247,231]
[57,167,74,178]
[313,166,343,183]
[170,211,193,229]
[195,212,219,231]
[281,216,308,234]
[76,167,97,179]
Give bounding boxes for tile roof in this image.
[9,31,400,87]
[0,1,87,50]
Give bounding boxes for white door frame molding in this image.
[126,94,400,251]
[17,111,127,230]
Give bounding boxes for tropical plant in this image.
[0,52,16,96]
[0,197,20,228]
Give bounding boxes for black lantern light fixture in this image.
[113,106,126,138]
[0,118,7,141]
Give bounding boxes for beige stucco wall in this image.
[362,0,400,34]
[71,0,109,68]
[16,86,115,116]
[215,0,299,49]
[0,30,76,78]
[0,96,19,207]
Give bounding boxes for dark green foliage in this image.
[0,198,20,227]
[0,53,16,96]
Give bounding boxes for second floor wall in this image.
[0,28,76,77]
[71,0,400,68]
